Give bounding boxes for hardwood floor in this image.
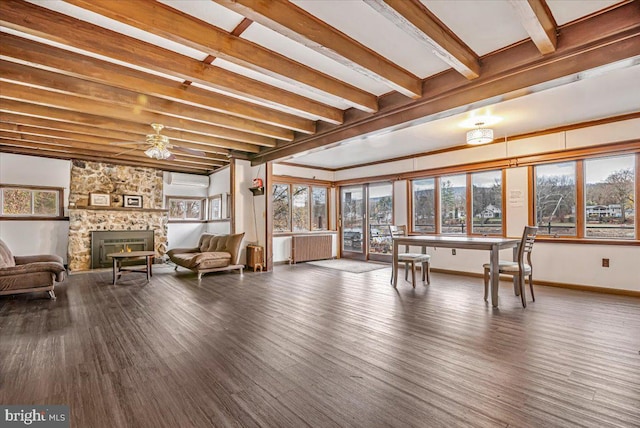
[1,263,639,428]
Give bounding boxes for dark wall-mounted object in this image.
[249,187,264,196]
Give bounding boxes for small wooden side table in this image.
[107,251,155,285]
[246,245,264,272]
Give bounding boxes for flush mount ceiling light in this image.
[466,122,494,145]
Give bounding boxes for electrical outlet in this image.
[602,258,610,268]
[452,249,456,255]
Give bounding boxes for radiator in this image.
[291,235,333,263]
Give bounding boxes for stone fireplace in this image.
[67,160,168,271]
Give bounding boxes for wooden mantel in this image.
[71,206,168,213]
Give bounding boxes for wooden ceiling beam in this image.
[0,0,343,124]
[65,0,378,113]
[0,60,292,141]
[0,138,220,170]
[217,0,421,99]
[0,112,229,156]
[0,123,230,163]
[508,0,557,55]
[252,2,640,164]
[0,144,212,174]
[0,132,222,167]
[364,0,480,79]
[0,100,258,154]
[0,33,315,134]
[0,82,274,149]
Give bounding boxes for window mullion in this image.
[576,160,585,239]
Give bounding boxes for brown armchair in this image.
[0,239,66,299]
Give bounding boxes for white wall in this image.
[207,166,231,235]
[0,154,71,262]
[162,171,208,249]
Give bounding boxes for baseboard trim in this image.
[430,268,640,298]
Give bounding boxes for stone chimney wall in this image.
[67,160,168,271]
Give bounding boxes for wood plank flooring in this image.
[1,263,639,428]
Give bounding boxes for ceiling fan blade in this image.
[174,146,205,156]
[114,147,140,157]
[109,141,146,146]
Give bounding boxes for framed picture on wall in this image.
[123,195,143,208]
[89,193,110,207]
[226,193,231,219]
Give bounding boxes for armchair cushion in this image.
[0,239,65,297]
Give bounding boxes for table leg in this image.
[512,246,520,296]
[112,258,118,285]
[392,240,398,287]
[146,255,151,281]
[490,244,499,308]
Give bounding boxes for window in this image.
[412,178,435,233]
[0,185,63,218]
[585,155,635,239]
[273,184,290,232]
[167,197,205,221]
[369,182,393,254]
[535,162,577,236]
[440,174,466,234]
[410,170,503,236]
[272,183,329,233]
[209,194,222,220]
[472,170,503,235]
[311,187,327,230]
[292,185,309,231]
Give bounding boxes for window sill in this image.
[535,237,640,246]
[0,216,68,221]
[274,230,337,237]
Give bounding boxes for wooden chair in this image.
[389,225,431,288]
[483,226,538,307]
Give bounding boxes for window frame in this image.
[208,194,223,221]
[530,152,638,242]
[0,184,64,220]
[165,196,206,223]
[272,182,330,234]
[409,169,505,237]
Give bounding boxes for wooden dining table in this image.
[392,235,520,308]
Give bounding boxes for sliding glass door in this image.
[340,182,393,261]
[340,185,365,260]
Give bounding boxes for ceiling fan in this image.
[111,123,204,160]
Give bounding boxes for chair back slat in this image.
[517,226,538,265]
[389,225,410,252]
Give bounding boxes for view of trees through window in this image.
[273,183,328,233]
[341,186,364,252]
[440,175,466,234]
[272,184,290,232]
[292,185,309,232]
[585,155,635,239]
[535,162,577,236]
[471,171,502,234]
[368,183,393,254]
[412,178,435,233]
[1,187,59,216]
[168,198,203,220]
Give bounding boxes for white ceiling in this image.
[285,58,640,169]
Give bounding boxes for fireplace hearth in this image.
[91,230,154,269]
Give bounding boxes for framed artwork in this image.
[123,195,143,208]
[210,194,222,220]
[226,193,231,218]
[89,193,110,207]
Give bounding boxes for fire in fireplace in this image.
[91,230,154,268]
